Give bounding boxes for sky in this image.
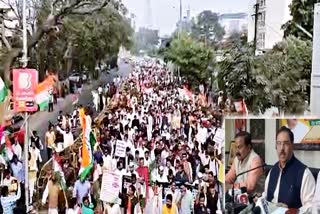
[122,0,253,36]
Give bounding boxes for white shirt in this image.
[29,147,42,171]
[56,126,74,148]
[312,171,320,213]
[262,167,315,213]
[105,204,121,214]
[12,143,22,160]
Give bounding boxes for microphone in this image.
[255,197,270,214]
[252,206,261,214]
[236,187,249,205]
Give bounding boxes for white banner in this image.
[100,170,123,203]
[114,140,127,157]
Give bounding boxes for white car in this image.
[68,73,87,82]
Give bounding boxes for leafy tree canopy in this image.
[163,34,214,86]
[283,0,317,39]
[191,10,225,44]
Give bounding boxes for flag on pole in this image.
[0,134,15,160]
[35,75,55,110]
[0,77,8,103]
[79,108,96,181]
[242,99,248,115]
[53,154,67,191]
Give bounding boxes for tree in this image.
[217,44,266,113]
[282,0,317,39]
[191,10,225,45]
[217,36,312,115]
[0,0,128,84]
[66,6,133,76]
[163,34,214,86]
[255,36,312,115]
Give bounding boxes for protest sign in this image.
[114,140,127,157]
[213,128,224,147]
[100,170,123,203]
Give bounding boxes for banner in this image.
[100,170,122,203]
[114,140,127,157]
[12,68,38,112]
[280,119,320,143]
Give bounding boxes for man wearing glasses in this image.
[262,126,315,213]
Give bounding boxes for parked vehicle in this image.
[68,73,87,82]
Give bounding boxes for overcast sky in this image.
[122,0,253,36]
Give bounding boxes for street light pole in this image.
[311,3,320,114]
[22,0,29,211]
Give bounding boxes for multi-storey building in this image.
[247,0,292,50]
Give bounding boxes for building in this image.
[219,13,248,39]
[247,0,292,51]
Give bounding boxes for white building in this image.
[219,13,248,39]
[247,0,292,50]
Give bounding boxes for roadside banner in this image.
[12,68,38,112]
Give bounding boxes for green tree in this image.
[217,44,266,113]
[0,0,130,84]
[283,0,317,39]
[256,36,312,115]
[163,34,214,86]
[191,10,225,45]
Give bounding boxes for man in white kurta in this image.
[261,127,315,213]
[312,171,320,213]
[147,113,153,141]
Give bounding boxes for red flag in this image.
[241,99,248,115]
[136,166,149,200]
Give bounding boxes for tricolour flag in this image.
[79,108,96,181]
[0,134,15,160]
[35,75,55,110]
[53,154,67,191]
[0,77,8,103]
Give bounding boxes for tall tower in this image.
[145,0,153,29]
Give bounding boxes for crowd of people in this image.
[35,58,226,214]
[0,57,227,214]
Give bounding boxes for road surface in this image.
[29,62,131,162]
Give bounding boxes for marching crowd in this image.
[0,57,227,214]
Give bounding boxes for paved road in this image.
[29,62,131,162]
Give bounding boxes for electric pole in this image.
[252,3,260,54]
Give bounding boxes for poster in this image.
[114,140,127,157]
[12,68,38,112]
[213,128,224,147]
[279,119,320,143]
[100,170,122,203]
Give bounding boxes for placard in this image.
[213,128,225,147]
[114,140,127,157]
[100,170,122,203]
[12,68,38,112]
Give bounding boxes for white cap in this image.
[198,172,203,178]
[159,166,164,171]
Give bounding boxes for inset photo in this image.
[224,118,320,213]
